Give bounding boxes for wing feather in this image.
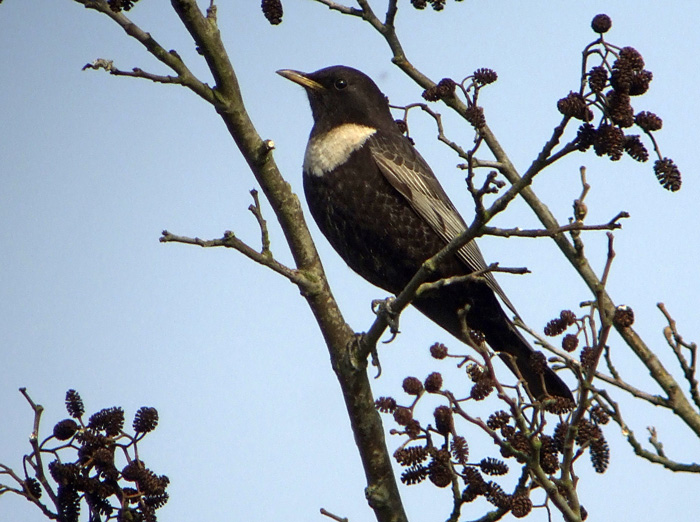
[369,133,519,317]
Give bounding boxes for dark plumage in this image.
[278,65,573,401]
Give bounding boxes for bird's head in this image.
[277,65,397,134]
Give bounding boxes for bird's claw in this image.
[351,333,382,378]
[371,297,400,343]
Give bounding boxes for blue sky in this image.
[1,2,699,521]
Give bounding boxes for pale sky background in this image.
[1,2,699,521]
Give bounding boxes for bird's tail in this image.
[495,324,574,402]
[413,290,574,402]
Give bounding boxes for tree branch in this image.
[159,230,300,283]
[76,0,215,104]
[78,2,411,520]
[482,211,628,238]
[598,389,700,472]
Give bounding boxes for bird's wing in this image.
[369,132,519,317]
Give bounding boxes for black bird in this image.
[278,65,572,401]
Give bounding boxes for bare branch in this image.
[311,0,363,16]
[0,462,57,520]
[416,263,530,297]
[598,389,700,472]
[76,0,215,104]
[658,303,700,411]
[160,230,301,284]
[482,212,628,238]
[470,159,505,170]
[18,389,59,509]
[320,508,349,522]
[248,188,271,256]
[393,102,472,162]
[515,321,668,407]
[82,60,186,86]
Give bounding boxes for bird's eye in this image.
[334,78,348,90]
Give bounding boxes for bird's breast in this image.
[303,124,377,177]
[303,145,463,293]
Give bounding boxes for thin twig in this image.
[658,303,700,411]
[82,60,187,85]
[599,232,616,289]
[311,0,363,16]
[515,320,667,407]
[160,230,301,283]
[18,388,59,509]
[598,389,700,472]
[248,189,271,256]
[395,102,473,161]
[384,0,399,27]
[483,212,628,238]
[416,263,529,297]
[75,0,215,104]
[647,427,666,458]
[320,508,349,522]
[470,159,505,170]
[602,344,622,381]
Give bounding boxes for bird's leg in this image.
[371,296,401,343]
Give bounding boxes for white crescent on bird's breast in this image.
[303,124,377,177]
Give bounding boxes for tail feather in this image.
[478,311,574,401]
[497,337,574,402]
[413,285,574,402]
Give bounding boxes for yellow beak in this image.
[276,69,325,91]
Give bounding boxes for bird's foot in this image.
[371,296,400,343]
[350,333,382,378]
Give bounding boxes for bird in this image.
[277,65,573,402]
